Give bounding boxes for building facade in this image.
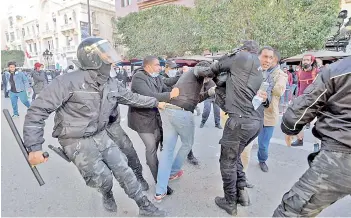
[3,0,116,69]
[115,0,195,17]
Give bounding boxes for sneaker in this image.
[169,170,184,181]
[259,162,269,172]
[166,186,174,195]
[154,193,167,202]
[12,115,19,118]
[215,124,223,129]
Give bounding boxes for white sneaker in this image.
[12,115,19,118]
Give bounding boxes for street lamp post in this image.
[87,0,92,36]
[43,49,53,69]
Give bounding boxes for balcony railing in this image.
[63,45,76,52]
[61,23,76,32]
[41,30,53,39]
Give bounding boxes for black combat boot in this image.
[214,197,237,216]
[102,191,117,212]
[137,196,167,217]
[187,150,199,165]
[237,188,250,206]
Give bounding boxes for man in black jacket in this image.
[128,56,179,191]
[154,61,214,201]
[273,56,351,217]
[24,38,166,216]
[190,41,271,215]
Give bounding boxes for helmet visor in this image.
[89,39,121,64]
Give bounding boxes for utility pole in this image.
[87,0,92,36]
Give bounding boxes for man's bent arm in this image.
[116,83,159,108]
[23,79,71,152]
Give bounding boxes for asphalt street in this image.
[1,94,351,217]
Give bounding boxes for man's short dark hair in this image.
[195,61,211,68]
[143,56,158,67]
[259,46,274,55]
[7,61,16,67]
[274,50,281,62]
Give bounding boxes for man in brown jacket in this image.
[257,50,287,172]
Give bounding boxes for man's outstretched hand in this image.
[28,151,48,166]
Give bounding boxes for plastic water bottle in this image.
[252,95,263,110]
[252,81,269,110]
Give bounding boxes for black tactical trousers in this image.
[273,150,351,217]
[106,122,144,180]
[219,115,262,202]
[62,130,144,201]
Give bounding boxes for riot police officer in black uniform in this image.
[23,37,167,216]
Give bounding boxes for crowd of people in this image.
[3,37,350,217]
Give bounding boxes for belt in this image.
[165,103,185,111]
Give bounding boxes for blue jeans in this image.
[201,99,220,125]
[9,91,30,116]
[156,108,195,194]
[257,126,275,163]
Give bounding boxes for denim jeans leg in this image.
[9,91,19,116]
[170,110,194,175]
[156,109,179,195]
[257,126,275,162]
[201,99,211,123]
[213,102,221,125]
[18,91,30,108]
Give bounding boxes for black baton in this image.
[3,109,49,186]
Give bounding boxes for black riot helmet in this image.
[77,37,121,70]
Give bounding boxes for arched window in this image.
[91,12,96,24]
[64,14,68,24]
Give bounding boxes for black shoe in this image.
[291,139,303,147]
[246,179,254,188]
[214,197,237,216]
[187,155,199,165]
[138,177,149,191]
[313,143,320,152]
[237,188,250,206]
[200,122,205,128]
[102,191,117,212]
[138,196,167,217]
[259,162,269,172]
[215,124,223,129]
[167,186,174,195]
